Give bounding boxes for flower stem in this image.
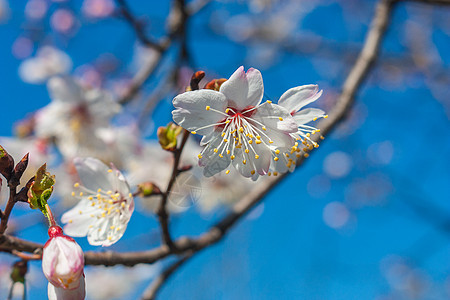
[44,204,57,227]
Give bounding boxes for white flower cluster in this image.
[172,66,326,180]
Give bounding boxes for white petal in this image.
[74,157,114,192]
[110,165,131,196]
[219,66,264,110]
[270,149,295,174]
[252,102,297,133]
[251,141,271,175]
[61,202,97,238]
[232,148,257,178]
[200,132,216,146]
[200,135,231,177]
[87,218,111,246]
[263,128,295,149]
[47,76,83,104]
[87,214,129,247]
[278,85,322,113]
[172,90,227,135]
[293,108,325,125]
[84,89,121,121]
[48,276,85,300]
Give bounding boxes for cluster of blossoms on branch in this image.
[173,66,326,180]
[1,65,325,299]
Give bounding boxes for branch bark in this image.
[141,254,192,300]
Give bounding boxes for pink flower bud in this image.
[42,226,85,290]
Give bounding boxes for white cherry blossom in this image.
[272,84,326,174]
[18,46,72,84]
[172,66,298,179]
[61,157,134,247]
[34,76,121,160]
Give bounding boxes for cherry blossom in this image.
[172,66,298,179]
[34,76,121,160]
[61,157,134,246]
[270,84,326,174]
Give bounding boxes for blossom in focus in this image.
[42,226,84,292]
[34,76,121,160]
[272,84,325,174]
[172,66,298,179]
[61,157,134,246]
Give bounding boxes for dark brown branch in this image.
[157,129,190,250]
[0,187,17,234]
[141,254,192,300]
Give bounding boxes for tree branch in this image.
[141,254,192,300]
[157,129,190,250]
[115,0,165,51]
[0,187,17,234]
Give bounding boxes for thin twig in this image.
[141,254,192,300]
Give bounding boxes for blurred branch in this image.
[141,254,192,300]
[115,0,165,51]
[117,0,210,104]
